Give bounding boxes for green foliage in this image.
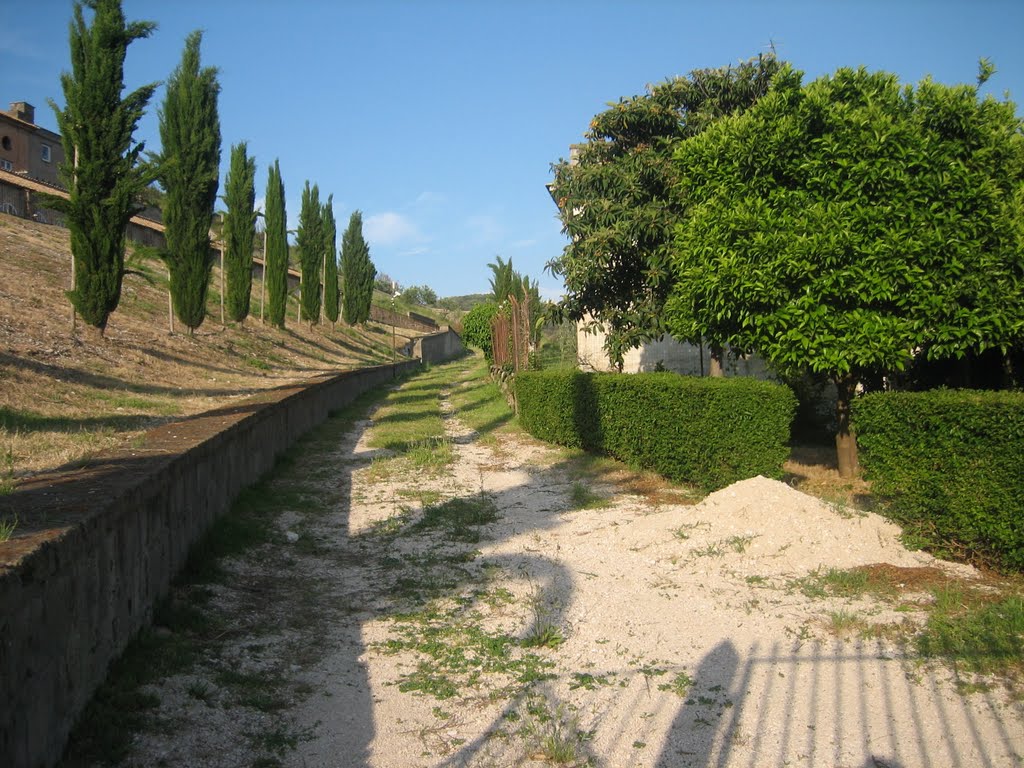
[156,30,222,331]
[516,371,795,490]
[462,302,499,360]
[667,65,1024,383]
[341,210,375,325]
[917,590,1024,677]
[322,195,339,324]
[548,53,783,367]
[296,180,323,324]
[488,256,543,344]
[50,0,158,330]
[402,284,438,306]
[223,141,257,322]
[264,159,288,328]
[853,390,1024,570]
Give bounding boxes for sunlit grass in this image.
[918,588,1024,681]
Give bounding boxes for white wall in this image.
[576,321,772,379]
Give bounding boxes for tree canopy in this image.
[223,141,257,322]
[402,285,438,306]
[547,54,783,367]
[51,0,157,331]
[322,194,339,325]
[297,180,323,325]
[156,30,221,331]
[341,211,375,325]
[666,64,1024,474]
[264,159,288,328]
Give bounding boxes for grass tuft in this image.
[917,591,1024,680]
[569,481,610,510]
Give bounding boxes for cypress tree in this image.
[358,248,377,325]
[156,30,221,332]
[50,0,157,332]
[264,159,288,328]
[322,195,339,326]
[223,142,257,322]
[296,180,323,325]
[341,210,375,325]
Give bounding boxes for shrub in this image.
[462,303,499,361]
[853,390,1024,570]
[516,371,795,491]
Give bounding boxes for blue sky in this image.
[3,1,1022,299]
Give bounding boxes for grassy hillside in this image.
[0,214,418,485]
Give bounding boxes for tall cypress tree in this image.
[357,248,377,325]
[50,0,157,332]
[296,180,323,325]
[341,210,374,325]
[264,159,288,328]
[223,142,257,322]
[156,30,221,332]
[322,195,339,326]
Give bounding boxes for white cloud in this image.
[413,191,446,207]
[364,211,422,246]
[399,246,430,257]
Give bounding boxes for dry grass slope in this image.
[0,214,417,484]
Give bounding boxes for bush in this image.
[853,390,1024,571]
[516,371,796,491]
[462,302,499,361]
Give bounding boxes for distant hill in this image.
[443,294,490,312]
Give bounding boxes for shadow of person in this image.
[656,639,740,768]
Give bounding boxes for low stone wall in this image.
[414,328,464,365]
[0,361,420,768]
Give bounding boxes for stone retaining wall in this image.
[414,328,464,365]
[0,361,420,768]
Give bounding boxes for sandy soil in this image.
[118,374,1023,768]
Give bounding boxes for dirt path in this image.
[117,367,1024,768]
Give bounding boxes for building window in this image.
[41,144,51,163]
[0,159,12,172]
[1,136,11,151]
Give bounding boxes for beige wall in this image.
[576,320,772,379]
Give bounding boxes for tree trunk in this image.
[260,229,266,324]
[834,375,859,478]
[709,345,724,377]
[219,247,225,326]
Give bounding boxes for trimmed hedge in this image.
[515,371,796,491]
[853,390,1024,571]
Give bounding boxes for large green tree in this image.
[322,195,339,325]
[341,211,375,325]
[547,54,783,368]
[296,180,323,325]
[666,64,1024,476]
[155,30,221,332]
[264,159,288,328]
[223,141,257,322]
[50,0,157,331]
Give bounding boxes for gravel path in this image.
[120,373,1024,768]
